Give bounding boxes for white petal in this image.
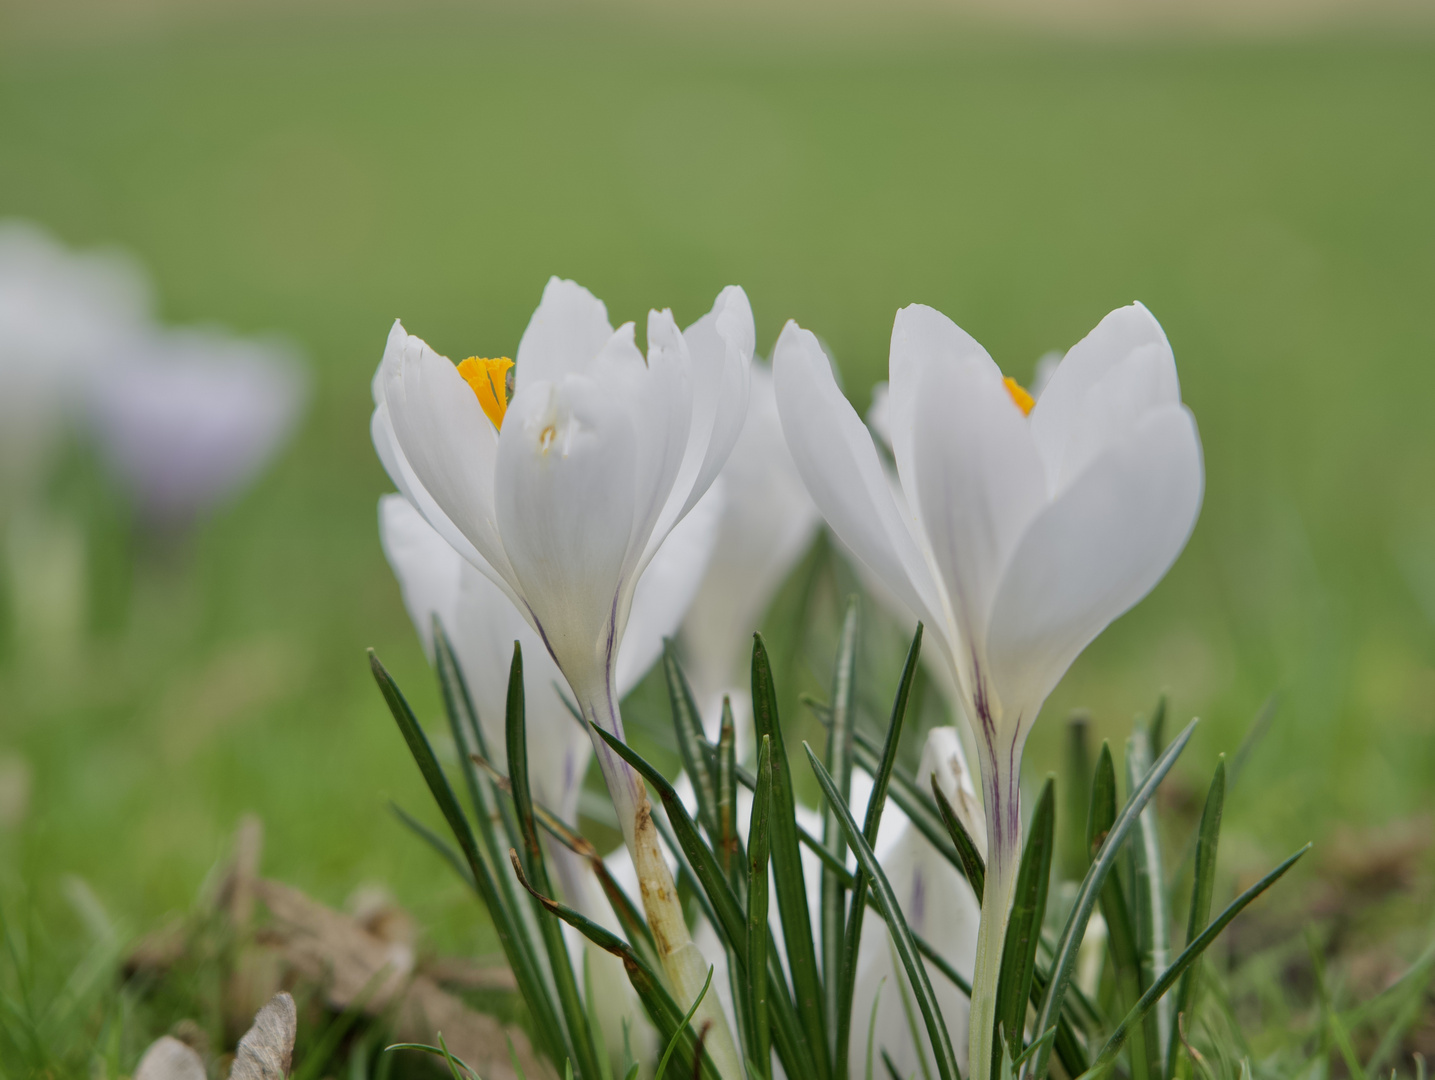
[380,320,514,585]
[1030,303,1179,485]
[495,374,639,691]
[985,405,1204,721]
[381,494,591,823]
[618,477,722,697]
[679,364,819,719]
[453,560,591,823]
[772,321,940,632]
[514,277,614,395]
[907,326,1047,655]
[623,311,695,572]
[663,285,755,527]
[377,494,464,660]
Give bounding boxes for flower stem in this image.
[583,681,743,1080]
[968,756,1023,1080]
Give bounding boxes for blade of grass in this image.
[931,781,987,905]
[1167,758,1224,1080]
[718,700,744,890]
[805,744,960,1080]
[656,967,715,1080]
[1090,743,1147,1080]
[748,734,774,1080]
[389,802,475,890]
[1062,715,1092,880]
[994,778,1055,1074]
[1028,721,1199,1080]
[508,853,721,1080]
[1086,846,1311,1076]
[1126,727,1171,1073]
[665,642,720,840]
[753,633,831,1080]
[594,725,818,1080]
[505,644,602,1080]
[835,624,922,1080]
[369,651,565,1064]
[822,600,860,1057]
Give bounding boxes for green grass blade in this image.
[1126,727,1171,1073]
[656,966,715,1080]
[1062,714,1092,880]
[505,643,602,1080]
[823,598,860,1056]
[748,734,774,1080]
[931,780,986,901]
[836,625,922,1080]
[664,641,720,840]
[1028,720,1199,1080]
[508,853,722,1080]
[719,700,745,889]
[592,726,748,951]
[752,632,831,1080]
[805,743,960,1080]
[1087,845,1311,1075]
[389,801,476,889]
[994,778,1055,1074]
[1090,744,1146,1080]
[1167,758,1225,1080]
[368,650,566,1064]
[850,731,967,885]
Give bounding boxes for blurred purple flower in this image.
[86,328,307,525]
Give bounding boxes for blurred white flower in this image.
[380,493,718,1072]
[371,278,753,1072]
[0,221,149,496]
[378,491,718,835]
[774,302,1202,1079]
[678,361,820,749]
[87,328,306,524]
[851,727,981,1080]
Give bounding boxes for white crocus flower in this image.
[774,302,1203,1080]
[679,362,820,749]
[380,493,716,1068]
[87,328,306,526]
[853,728,982,1080]
[371,278,753,1076]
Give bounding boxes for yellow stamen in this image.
[457,356,514,430]
[1003,376,1034,416]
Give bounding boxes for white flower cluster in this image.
[374,278,1202,1080]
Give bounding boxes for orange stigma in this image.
[1003,376,1034,416]
[457,356,514,430]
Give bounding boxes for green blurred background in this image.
[2,0,1433,958]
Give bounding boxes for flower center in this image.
[540,424,556,452]
[1003,376,1034,416]
[457,356,514,430]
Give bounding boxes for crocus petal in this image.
[680,364,820,733]
[617,478,723,697]
[496,374,638,691]
[908,327,1047,665]
[985,405,1204,720]
[663,286,755,527]
[1030,303,1179,487]
[378,494,463,660]
[514,277,615,395]
[379,494,588,821]
[381,321,514,583]
[773,320,941,631]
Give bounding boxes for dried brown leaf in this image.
[228,991,296,1080]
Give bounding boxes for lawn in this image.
[1,1,1432,1007]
